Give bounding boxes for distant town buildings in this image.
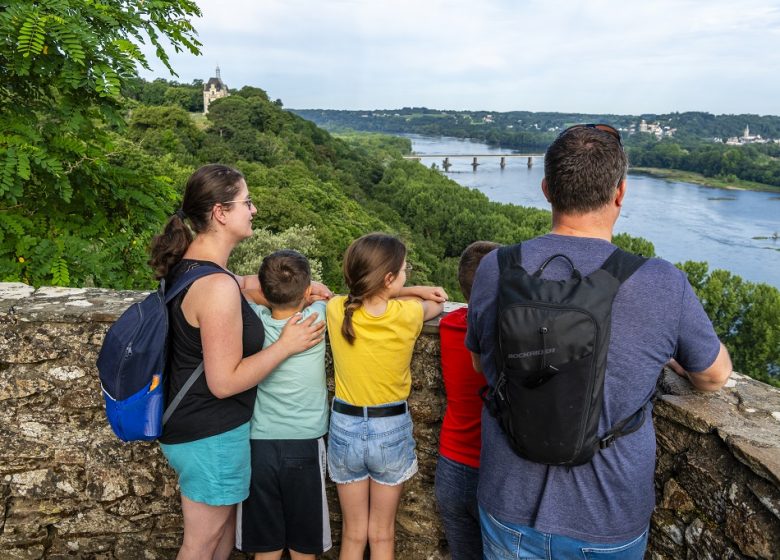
[638,119,676,139]
[203,66,229,114]
[724,125,770,145]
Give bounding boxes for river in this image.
[406,134,780,288]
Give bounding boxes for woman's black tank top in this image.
[159,259,264,444]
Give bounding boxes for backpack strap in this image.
[489,244,523,420]
[163,362,204,425]
[162,263,228,304]
[594,249,649,451]
[497,243,523,273]
[600,248,648,284]
[597,405,647,450]
[160,263,236,426]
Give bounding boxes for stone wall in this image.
[1,284,778,559]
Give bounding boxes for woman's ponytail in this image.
[148,212,194,280]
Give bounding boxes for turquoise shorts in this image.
[160,422,251,506]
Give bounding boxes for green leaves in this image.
[17,7,46,58]
[0,0,201,289]
[678,261,779,386]
[51,257,70,286]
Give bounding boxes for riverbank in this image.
[630,167,780,193]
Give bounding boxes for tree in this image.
[678,262,780,386]
[228,224,324,281]
[0,0,201,287]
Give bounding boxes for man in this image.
[466,124,731,559]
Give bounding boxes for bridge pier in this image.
[472,156,480,171]
[500,156,506,169]
[527,156,533,168]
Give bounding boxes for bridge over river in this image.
[403,153,544,170]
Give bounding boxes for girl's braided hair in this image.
[341,233,406,344]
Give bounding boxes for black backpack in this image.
[482,243,648,466]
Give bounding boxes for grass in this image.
[188,112,209,130]
[630,167,780,193]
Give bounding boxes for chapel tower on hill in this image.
[203,66,229,114]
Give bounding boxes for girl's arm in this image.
[186,274,325,398]
[398,285,448,302]
[398,285,447,321]
[420,300,445,321]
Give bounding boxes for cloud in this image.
[139,0,780,114]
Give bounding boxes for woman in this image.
[149,164,328,560]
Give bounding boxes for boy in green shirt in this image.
[237,250,331,559]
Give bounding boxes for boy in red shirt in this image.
[435,241,499,560]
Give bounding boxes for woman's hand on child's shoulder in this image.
[277,312,326,356]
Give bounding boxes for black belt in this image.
[332,400,407,418]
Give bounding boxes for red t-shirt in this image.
[438,307,486,468]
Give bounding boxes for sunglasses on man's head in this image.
[559,123,622,145]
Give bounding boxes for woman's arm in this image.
[239,275,332,306]
[187,274,325,398]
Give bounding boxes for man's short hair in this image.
[258,250,311,308]
[543,126,628,214]
[459,241,500,302]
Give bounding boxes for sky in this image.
[139,0,780,115]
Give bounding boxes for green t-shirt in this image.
[248,300,328,440]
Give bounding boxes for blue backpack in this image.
[97,264,224,442]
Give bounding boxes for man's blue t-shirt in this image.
[466,234,720,543]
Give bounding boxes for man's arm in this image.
[669,342,732,392]
[470,352,482,373]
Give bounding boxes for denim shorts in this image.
[327,399,418,486]
[160,422,251,506]
[479,506,649,560]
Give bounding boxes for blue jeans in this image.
[434,455,482,560]
[479,506,649,560]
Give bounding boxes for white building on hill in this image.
[203,66,229,114]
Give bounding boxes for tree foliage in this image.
[0,0,201,287]
[628,141,780,188]
[678,262,779,386]
[229,224,324,282]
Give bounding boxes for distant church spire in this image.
[216,65,221,80]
